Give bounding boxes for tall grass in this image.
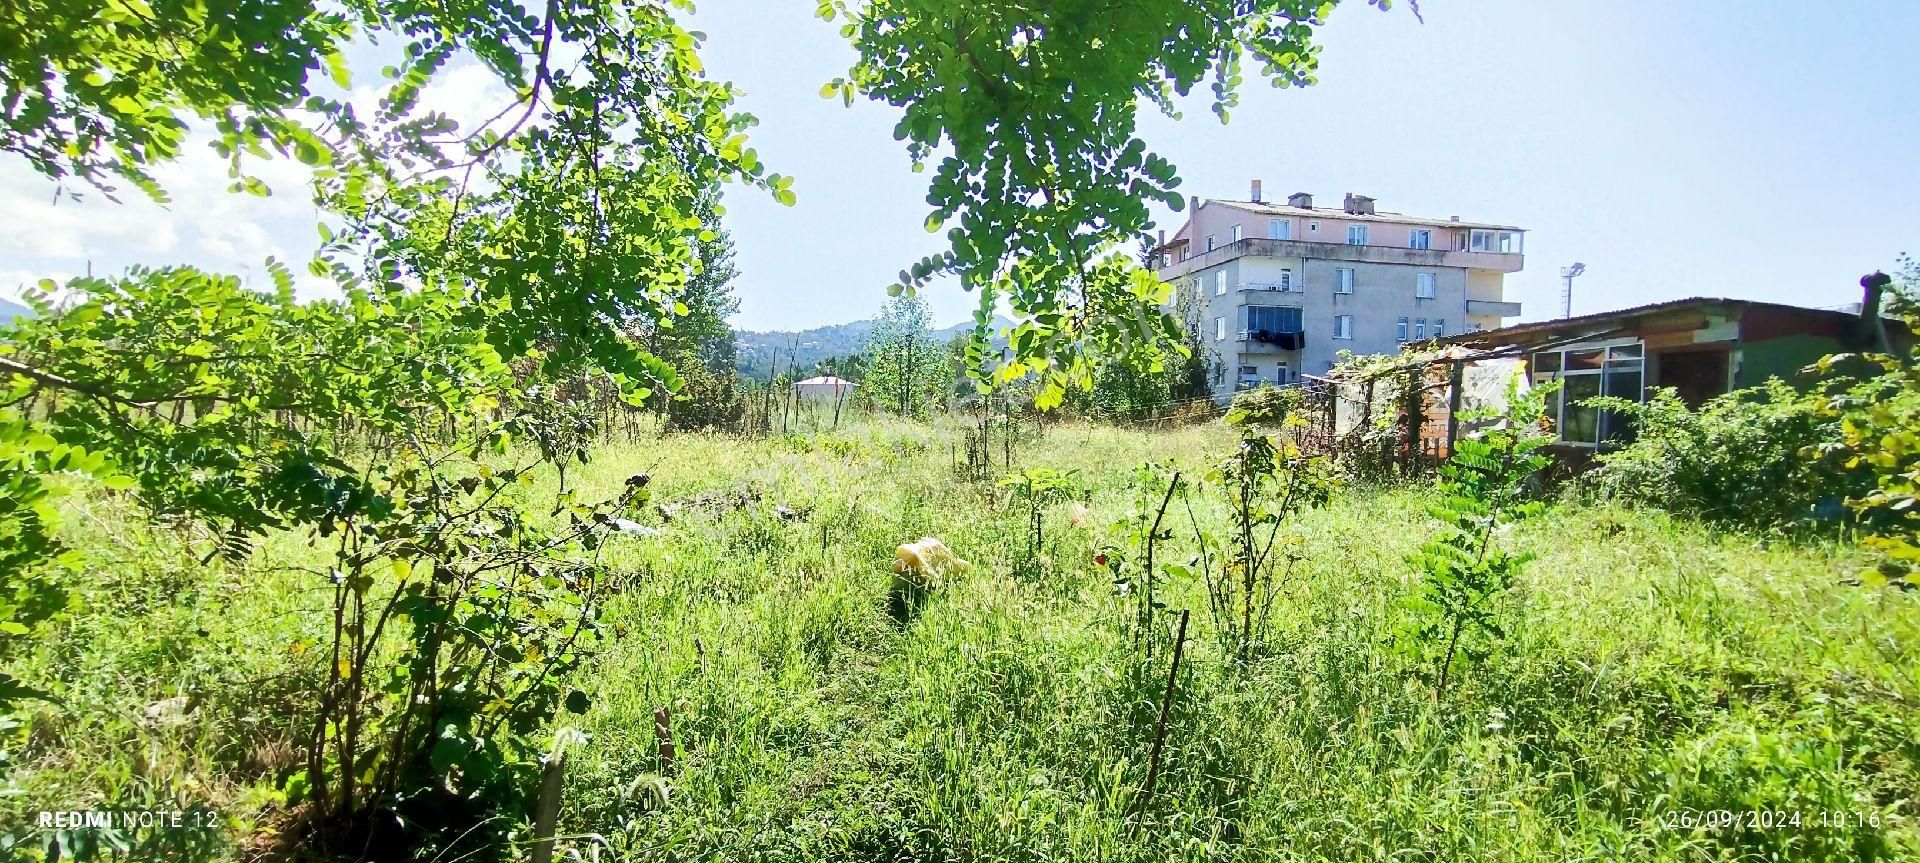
[3,415,1915,861]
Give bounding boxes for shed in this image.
[1434,288,1907,449]
[792,375,856,402]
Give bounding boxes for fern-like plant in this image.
[1399,377,1556,698]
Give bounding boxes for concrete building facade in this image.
[1154,183,1526,400]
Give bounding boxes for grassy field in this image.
[5,416,1918,861]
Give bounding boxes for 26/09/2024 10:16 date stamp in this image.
[1657,809,1884,831]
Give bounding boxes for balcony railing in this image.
[1241,281,1299,293]
[1236,329,1306,350]
[1158,236,1525,279]
[1467,299,1523,318]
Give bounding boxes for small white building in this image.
[793,375,856,402]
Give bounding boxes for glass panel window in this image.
[1415,318,1427,339]
[1409,229,1431,250]
[1268,218,1289,240]
[1433,319,1445,338]
[1601,366,1643,445]
[1335,268,1354,294]
[1333,315,1353,340]
[1215,316,1226,341]
[1215,271,1227,295]
[1206,234,1216,252]
[1416,273,1436,299]
[1231,225,1243,243]
[1561,374,1602,444]
[1565,349,1606,371]
[1532,350,1562,373]
[1242,305,1304,333]
[1396,317,1409,342]
[1347,225,1368,245]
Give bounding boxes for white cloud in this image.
[0,58,513,303]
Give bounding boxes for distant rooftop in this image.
[1203,198,1524,233]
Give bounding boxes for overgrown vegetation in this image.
[1589,379,1852,529]
[4,0,1919,860]
[6,416,1917,861]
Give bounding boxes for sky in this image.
[2,1,1915,332]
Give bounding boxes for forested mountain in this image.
[734,317,1001,380]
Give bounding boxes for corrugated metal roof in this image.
[1437,297,1869,345]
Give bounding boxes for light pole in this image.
[1559,262,1587,319]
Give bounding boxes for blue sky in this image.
[3,1,1914,332]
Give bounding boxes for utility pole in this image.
[1559,262,1587,319]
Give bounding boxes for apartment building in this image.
[1154,181,1526,400]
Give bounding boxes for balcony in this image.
[1467,299,1523,318]
[1156,237,1525,279]
[1241,281,1300,294]
[1236,329,1306,350]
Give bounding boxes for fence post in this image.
[1134,609,1191,830]
[1445,359,1465,459]
[654,705,677,775]
[529,736,571,863]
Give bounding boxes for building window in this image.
[1231,224,1243,243]
[1416,272,1436,299]
[1179,248,1189,262]
[1278,269,1293,291]
[1530,343,1645,447]
[1409,229,1431,250]
[1240,305,1303,338]
[1415,318,1426,339]
[1333,315,1353,340]
[1215,271,1227,296]
[1433,318,1445,338]
[1205,234,1216,252]
[1268,218,1289,240]
[1335,268,1354,294]
[1308,220,1319,233]
[1396,317,1409,342]
[1347,225,1368,245]
[1276,361,1291,383]
[1215,316,1226,341]
[1237,364,1259,388]
[1469,229,1520,253]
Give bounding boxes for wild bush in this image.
[1588,379,1851,528]
[665,363,747,433]
[1398,377,1554,698]
[1183,405,1335,662]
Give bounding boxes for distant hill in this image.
[734,317,1007,380]
[0,296,34,325]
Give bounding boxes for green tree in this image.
[637,194,743,377]
[821,0,1376,404]
[864,293,948,417]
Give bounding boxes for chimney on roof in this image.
[1250,179,1263,203]
[1343,193,1376,216]
[1286,192,1312,209]
[1188,195,1201,215]
[1449,215,1460,222]
[1157,229,1165,248]
[1861,270,1894,352]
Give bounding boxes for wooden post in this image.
[529,745,568,863]
[654,705,676,775]
[1445,359,1465,459]
[1135,609,1190,828]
